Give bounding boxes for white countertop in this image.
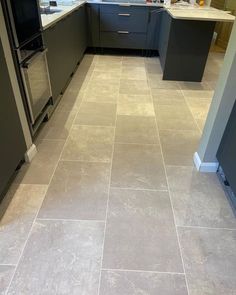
[41,1,235,30]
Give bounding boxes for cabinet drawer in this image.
[100,12,148,33]
[100,32,147,49]
[100,4,148,15]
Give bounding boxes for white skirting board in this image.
[24,144,37,163]
[193,152,219,173]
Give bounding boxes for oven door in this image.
[6,0,41,47]
[21,49,52,124]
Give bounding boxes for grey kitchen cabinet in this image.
[158,11,171,69]
[43,5,87,103]
[0,37,26,202]
[100,4,148,50]
[86,3,100,47]
[147,7,163,50]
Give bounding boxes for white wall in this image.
[196,19,236,167]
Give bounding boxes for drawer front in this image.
[100,12,148,33]
[100,4,148,15]
[100,32,147,49]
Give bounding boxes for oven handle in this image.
[22,49,48,69]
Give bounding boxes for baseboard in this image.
[193,152,219,173]
[24,144,37,163]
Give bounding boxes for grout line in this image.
[114,142,160,146]
[97,57,121,295]
[0,264,16,267]
[5,56,96,295]
[177,225,236,231]
[110,186,168,192]
[148,67,191,295]
[36,218,105,223]
[101,268,185,275]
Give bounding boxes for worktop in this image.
[40,0,235,29]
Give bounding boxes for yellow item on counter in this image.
[197,0,204,5]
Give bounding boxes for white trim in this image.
[194,152,219,173]
[24,144,37,163]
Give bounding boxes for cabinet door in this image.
[0,38,26,200]
[77,5,88,61]
[146,7,163,50]
[86,4,100,47]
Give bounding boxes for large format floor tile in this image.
[118,94,152,103]
[115,115,159,144]
[119,79,150,95]
[0,184,47,264]
[15,140,65,185]
[74,102,117,126]
[152,89,186,106]
[0,265,15,295]
[117,102,155,117]
[179,227,236,295]
[100,270,188,295]
[38,161,110,220]
[111,143,167,190]
[166,166,236,228]
[7,220,104,295]
[159,129,200,166]
[61,125,114,162]
[103,189,183,272]
[155,104,198,131]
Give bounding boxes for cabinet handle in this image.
[119,4,131,6]
[118,13,131,16]
[117,31,129,34]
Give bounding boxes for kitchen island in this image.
[41,0,235,93]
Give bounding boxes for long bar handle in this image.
[117,31,129,34]
[118,13,131,16]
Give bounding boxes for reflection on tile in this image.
[121,66,147,80]
[182,90,214,100]
[7,220,104,295]
[91,70,121,80]
[0,265,15,295]
[186,97,211,121]
[149,80,180,90]
[38,161,110,220]
[74,102,117,126]
[61,125,114,162]
[166,166,236,228]
[0,184,47,264]
[159,130,200,166]
[15,140,65,185]
[118,94,152,103]
[100,270,188,295]
[111,143,167,190]
[103,189,183,272]
[38,110,77,140]
[115,115,159,144]
[155,105,198,130]
[152,89,185,105]
[120,80,150,95]
[122,56,145,66]
[117,102,155,117]
[179,227,236,295]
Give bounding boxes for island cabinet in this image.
[100,4,149,49]
[0,37,26,202]
[43,5,87,103]
[86,3,100,48]
[146,7,163,51]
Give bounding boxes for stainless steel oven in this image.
[21,49,52,124]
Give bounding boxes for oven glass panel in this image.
[10,0,41,46]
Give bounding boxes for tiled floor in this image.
[1,52,236,295]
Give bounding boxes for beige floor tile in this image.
[115,115,159,144]
[91,70,121,80]
[159,129,200,166]
[120,79,150,95]
[15,140,65,185]
[186,98,211,122]
[38,110,77,141]
[103,189,183,272]
[61,125,114,162]
[145,62,163,75]
[155,104,198,131]
[96,54,123,63]
[195,118,207,131]
[111,143,167,190]
[38,161,110,220]
[100,271,188,295]
[152,89,186,105]
[122,56,145,66]
[118,94,152,103]
[149,80,181,90]
[93,63,122,72]
[0,184,47,264]
[178,81,212,91]
[7,220,104,295]
[166,166,236,228]
[117,102,155,117]
[0,265,15,294]
[121,66,147,80]
[148,73,164,88]
[74,102,117,126]
[182,90,214,100]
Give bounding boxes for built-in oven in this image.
[21,48,52,124]
[5,0,42,48]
